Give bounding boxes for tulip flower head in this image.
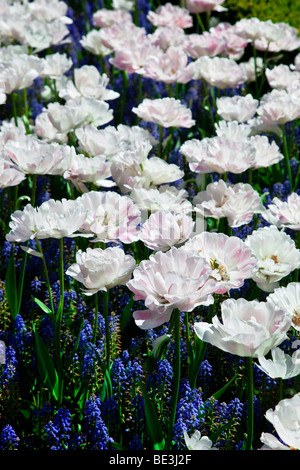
[194,298,291,358]
[127,246,218,329]
[66,246,136,295]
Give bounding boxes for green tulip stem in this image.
[246,357,254,451]
[35,237,55,315]
[17,174,37,314]
[281,126,293,190]
[12,92,18,127]
[55,237,65,382]
[166,309,181,450]
[103,289,110,369]
[93,292,99,344]
[158,125,163,159]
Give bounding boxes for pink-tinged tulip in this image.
[261,193,300,231]
[149,25,186,51]
[127,246,217,329]
[186,0,227,14]
[147,3,193,29]
[4,136,68,175]
[213,121,284,169]
[256,347,300,380]
[180,136,255,174]
[266,64,300,90]
[39,52,73,79]
[254,22,300,53]
[66,246,136,295]
[193,56,247,89]
[130,186,193,215]
[0,54,43,93]
[45,97,114,133]
[249,135,284,169]
[139,210,194,251]
[22,18,71,53]
[92,8,133,28]
[247,117,283,138]
[78,190,141,244]
[80,29,113,56]
[142,46,195,84]
[260,394,300,450]
[132,97,195,128]
[257,88,300,125]
[194,298,291,358]
[267,282,300,332]
[110,38,164,75]
[245,226,300,292]
[110,141,184,193]
[0,155,26,188]
[58,65,119,101]
[193,179,265,228]
[214,119,251,141]
[34,112,68,144]
[0,118,28,150]
[234,18,300,53]
[182,231,256,294]
[63,154,115,190]
[216,94,259,123]
[27,0,70,23]
[75,123,157,159]
[6,198,89,242]
[209,22,249,60]
[99,21,146,51]
[184,32,226,59]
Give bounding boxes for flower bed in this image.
[0,0,300,452]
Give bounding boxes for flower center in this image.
[293,307,300,328]
[270,254,279,263]
[210,258,230,282]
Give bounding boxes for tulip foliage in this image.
[0,0,300,453]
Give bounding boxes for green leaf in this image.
[111,442,128,450]
[65,319,85,369]
[74,376,91,411]
[120,294,134,331]
[5,248,18,321]
[33,297,53,315]
[152,334,171,361]
[20,409,32,420]
[15,195,31,210]
[211,373,238,401]
[33,324,60,401]
[139,379,165,450]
